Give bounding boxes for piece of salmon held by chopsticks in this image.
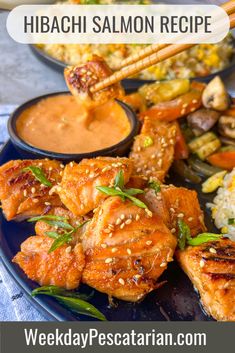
[129,117,177,182]
[64,55,124,110]
[82,196,177,302]
[13,235,85,290]
[177,239,235,321]
[55,157,133,216]
[0,160,63,221]
[142,185,206,237]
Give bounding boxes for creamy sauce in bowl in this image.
[16,94,131,154]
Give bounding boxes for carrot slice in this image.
[207,151,235,170]
[140,89,202,122]
[174,122,189,160]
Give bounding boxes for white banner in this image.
[7,4,229,44]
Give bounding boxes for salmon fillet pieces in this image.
[56,157,133,216]
[142,185,206,236]
[35,207,90,245]
[129,117,177,182]
[177,239,235,321]
[13,235,85,290]
[82,196,177,302]
[0,160,63,221]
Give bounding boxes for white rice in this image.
[207,168,235,241]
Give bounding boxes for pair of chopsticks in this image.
[90,0,235,94]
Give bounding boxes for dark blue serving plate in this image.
[0,140,215,321]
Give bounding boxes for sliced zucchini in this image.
[196,139,221,161]
[188,132,217,152]
[202,170,227,193]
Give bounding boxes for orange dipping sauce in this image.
[16,94,131,154]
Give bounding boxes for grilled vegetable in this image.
[202,76,230,111]
[187,109,220,136]
[172,160,201,184]
[140,88,202,122]
[138,79,190,105]
[188,132,221,160]
[174,122,189,160]
[207,151,235,170]
[196,139,221,161]
[188,132,217,152]
[218,115,235,139]
[188,156,222,177]
[202,171,227,193]
[220,136,235,147]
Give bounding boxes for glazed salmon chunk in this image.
[0,159,63,221]
[142,185,206,236]
[82,196,177,302]
[13,236,85,290]
[129,118,177,182]
[177,239,235,321]
[56,157,133,216]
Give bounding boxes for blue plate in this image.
[0,140,215,321]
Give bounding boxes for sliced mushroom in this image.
[218,115,235,139]
[202,76,230,111]
[187,108,220,136]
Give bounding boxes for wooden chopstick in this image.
[116,0,235,70]
[90,3,235,94]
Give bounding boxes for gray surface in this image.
[0,10,235,104]
[0,11,67,105]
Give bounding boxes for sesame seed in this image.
[200,259,205,268]
[182,103,188,108]
[188,217,193,222]
[49,167,53,171]
[109,233,113,237]
[89,173,95,178]
[127,248,132,255]
[70,162,74,167]
[157,112,162,116]
[171,228,176,233]
[98,209,103,216]
[146,240,152,246]
[31,187,36,194]
[108,224,114,230]
[209,247,217,254]
[120,223,125,229]
[133,274,141,280]
[169,139,174,145]
[57,186,62,192]
[190,107,195,112]
[145,209,153,217]
[101,243,107,248]
[112,247,117,253]
[136,168,142,173]
[156,196,161,201]
[135,214,140,221]
[65,246,72,254]
[80,204,85,210]
[120,214,125,220]
[151,154,156,159]
[23,190,27,197]
[32,198,39,203]
[137,146,141,152]
[38,162,43,167]
[181,109,186,115]
[177,213,184,218]
[118,278,125,285]
[160,263,167,268]
[104,228,111,234]
[170,208,175,213]
[105,258,113,264]
[116,218,121,225]
[60,164,64,168]
[125,219,132,225]
[44,202,51,206]
[85,169,89,174]
[192,99,198,104]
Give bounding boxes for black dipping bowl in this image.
[8,92,139,163]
